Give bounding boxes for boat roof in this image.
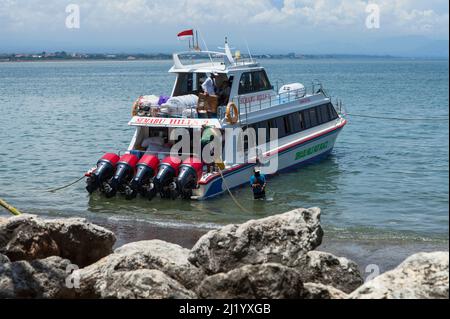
[168,50,261,74]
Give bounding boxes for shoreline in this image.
[1,56,448,63]
[92,215,449,277]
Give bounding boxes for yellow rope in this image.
[217,167,252,214]
[0,198,22,216]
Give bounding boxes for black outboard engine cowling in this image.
[104,154,139,198]
[125,154,159,200]
[86,153,120,194]
[176,157,203,199]
[154,156,182,199]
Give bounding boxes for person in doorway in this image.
[201,72,217,96]
[217,79,231,106]
[250,167,266,199]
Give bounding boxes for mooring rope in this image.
[217,167,252,214]
[344,113,449,122]
[46,175,85,193]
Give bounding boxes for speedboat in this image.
[85,34,347,200]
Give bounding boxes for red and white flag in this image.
[177,29,194,39]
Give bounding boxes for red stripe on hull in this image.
[198,119,347,185]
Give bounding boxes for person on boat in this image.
[217,79,231,106]
[141,132,170,158]
[201,72,217,96]
[250,167,266,199]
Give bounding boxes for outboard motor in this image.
[125,154,159,200]
[176,157,203,199]
[86,153,120,194]
[104,154,139,198]
[154,156,182,199]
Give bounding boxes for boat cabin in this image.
[127,42,340,166]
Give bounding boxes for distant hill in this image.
[371,36,449,58]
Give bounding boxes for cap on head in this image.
[254,167,261,173]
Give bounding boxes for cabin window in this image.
[283,116,292,135]
[289,113,301,132]
[317,104,329,124]
[248,102,340,143]
[328,103,339,120]
[249,123,259,144]
[238,70,272,95]
[238,72,251,95]
[302,110,311,129]
[240,127,258,151]
[298,112,305,130]
[256,121,270,143]
[308,108,318,127]
[173,72,206,96]
[252,70,272,92]
[276,117,287,138]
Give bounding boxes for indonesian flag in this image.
[177,29,194,39]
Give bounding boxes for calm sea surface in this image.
[0,59,448,244]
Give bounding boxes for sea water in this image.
[0,58,448,247]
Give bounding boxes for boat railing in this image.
[218,80,328,123]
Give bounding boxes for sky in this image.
[0,0,448,57]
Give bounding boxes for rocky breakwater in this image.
[0,208,448,299]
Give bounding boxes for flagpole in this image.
[196,30,199,50]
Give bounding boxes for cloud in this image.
[0,0,448,53]
[1,0,448,32]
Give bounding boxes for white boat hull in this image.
[194,117,346,200]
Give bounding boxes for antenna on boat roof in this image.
[223,37,235,64]
[196,28,214,66]
[244,38,253,62]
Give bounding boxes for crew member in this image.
[201,72,217,96]
[250,167,266,199]
[217,79,231,106]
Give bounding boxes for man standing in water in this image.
[250,167,266,199]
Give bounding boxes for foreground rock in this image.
[0,253,10,263]
[303,283,348,299]
[189,208,323,274]
[0,256,75,298]
[96,269,197,299]
[350,252,449,299]
[2,210,445,300]
[0,214,116,267]
[294,251,363,293]
[197,263,304,299]
[78,240,204,297]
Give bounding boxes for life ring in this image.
[225,102,238,124]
